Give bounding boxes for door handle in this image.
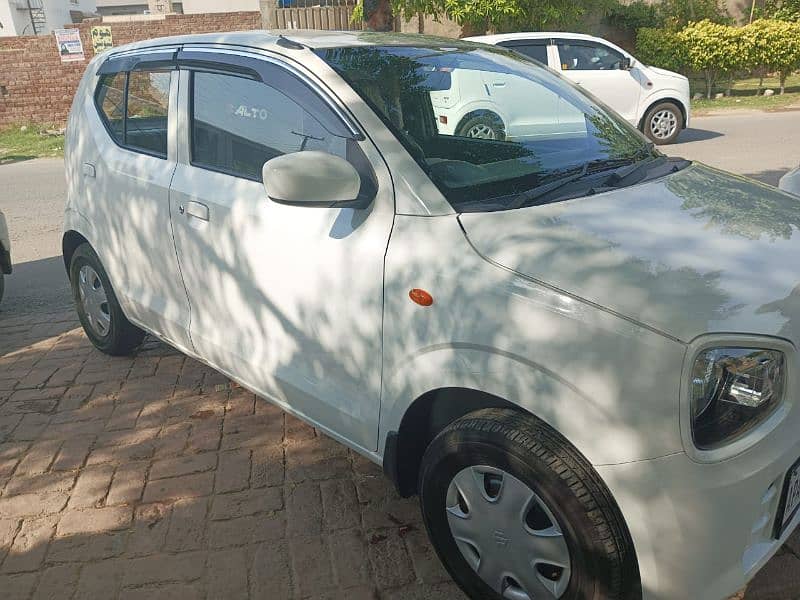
[492,81,507,87]
[184,201,209,222]
[82,162,96,178]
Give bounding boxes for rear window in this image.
[96,72,125,144]
[95,69,170,158]
[499,41,549,65]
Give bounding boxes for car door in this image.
[553,38,642,124]
[87,52,192,351]
[169,50,394,451]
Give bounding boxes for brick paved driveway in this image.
[1,307,799,599]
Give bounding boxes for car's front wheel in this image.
[456,113,506,141]
[419,408,639,600]
[69,243,145,356]
[642,102,683,145]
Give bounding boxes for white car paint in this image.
[465,32,691,138]
[63,31,799,600]
[780,165,800,195]
[0,208,10,301]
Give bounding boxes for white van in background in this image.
[459,32,690,144]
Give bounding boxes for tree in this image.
[658,0,730,29]
[635,27,689,73]
[744,19,800,94]
[756,0,800,21]
[382,0,611,36]
[679,20,742,98]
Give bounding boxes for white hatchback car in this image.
[463,32,691,144]
[64,32,800,600]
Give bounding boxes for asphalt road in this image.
[1,110,799,319]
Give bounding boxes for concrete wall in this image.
[0,0,97,36]
[0,2,34,36]
[182,0,258,14]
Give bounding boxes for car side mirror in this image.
[620,57,633,70]
[262,151,362,208]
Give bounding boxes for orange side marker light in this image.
[409,288,434,307]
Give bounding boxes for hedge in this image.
[635,19,800,98]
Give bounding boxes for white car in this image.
[0,209,11,303]
[461,32,691,144]
[64,32,800,600]
[780,165,800,195]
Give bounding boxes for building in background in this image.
[95,0,259,16]
[0,0,97,35]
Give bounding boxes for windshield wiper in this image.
[511,144,661,209]
[509,164,590,209]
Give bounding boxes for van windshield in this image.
[317,43,667,212]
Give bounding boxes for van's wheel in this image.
[419,408,640,600]
[69,243,144,356]
[0,273,4,304]
[642,102,683,145]
[457,113,506,141]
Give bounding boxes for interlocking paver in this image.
[67,464,114,508]
[2,515,57,573]
[207,548,248,600]
[164,498,208,552]
[0,309,795,600]
[142,471,214,503]
[57,506,132,536]
[32,563,80,600]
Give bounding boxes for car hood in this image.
[645,66,687,82]
[459,164,800,343]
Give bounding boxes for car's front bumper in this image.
[598,438,800,600]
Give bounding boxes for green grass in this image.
[689,72,800,112]
[692,91,800,112]
[0,125,64,164]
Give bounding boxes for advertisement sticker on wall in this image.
[91,26,114,53]
[54,29,85,63]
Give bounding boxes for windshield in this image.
[316,42,661,212]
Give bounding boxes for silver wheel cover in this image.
[78,265,112,338]
[649,108,678,140]
[466,123,498,139]
[446,465,572,599]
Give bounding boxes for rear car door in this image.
[169,49,394,451]
[553,38,642,124]
[85,52,192,350]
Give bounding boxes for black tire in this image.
[642,102,683,145]
[69,243,144,356]
[456,113,506,141]
[419,408,640,600]
[0,273,4,305]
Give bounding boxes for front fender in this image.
[380,344,660,467]
[380,214,687,467]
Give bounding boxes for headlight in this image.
[690,347,785,449]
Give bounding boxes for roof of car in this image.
[105,30,481,56]
[465,32,605,44]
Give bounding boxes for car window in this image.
[125,70,170,156]
[95,68,170,158]
[555,40,624,71]
[499,41,549,65]
[96,72,126,144]
[318,44,653,213]
[190,71,349,181]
